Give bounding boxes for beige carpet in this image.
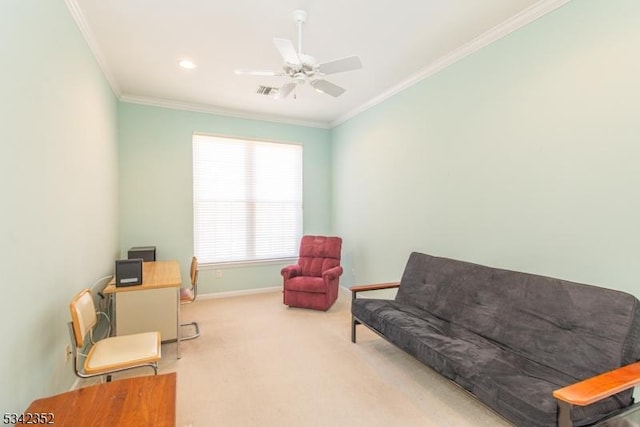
[86,290,513,426]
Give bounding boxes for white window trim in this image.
[192,132,303,265]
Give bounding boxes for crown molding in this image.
[64,0,121,96]
[331,0,572,128]
[120,95,332,129]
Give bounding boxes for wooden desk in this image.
[19,373,176,426]
[104,260,182,358]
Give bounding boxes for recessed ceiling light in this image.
[178,59,197,70]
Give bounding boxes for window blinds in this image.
[192,134,303,264]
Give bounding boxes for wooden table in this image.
[104,260,182,358]
[18,373,176,426]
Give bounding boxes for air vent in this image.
[257,85,279,96]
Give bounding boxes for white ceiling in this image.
[68,0,567,128]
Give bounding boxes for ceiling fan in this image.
[235,9,363,99]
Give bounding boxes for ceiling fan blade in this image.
[310,79,346,97]
[275,82,296,99]
[235,69,282,76]
[273,38,301,66]
[317,56,362,75]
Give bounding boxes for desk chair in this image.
[69,288,161,382]
[180,256,200,340]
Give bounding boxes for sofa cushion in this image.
[395,252,640,380]
[352,297,633,427]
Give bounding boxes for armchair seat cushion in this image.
[284,276,325,293]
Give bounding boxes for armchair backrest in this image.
[297,235,342,277]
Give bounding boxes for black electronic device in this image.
[115,259,143,287]
[128,246,156,262]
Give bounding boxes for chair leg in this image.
[351,316,360,343]
[180,321,200,341]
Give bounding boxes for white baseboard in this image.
[198,286,281,300]
[199,285,352,300]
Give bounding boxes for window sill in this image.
[199,257,297,270]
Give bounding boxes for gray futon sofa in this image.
[351,252,640,426]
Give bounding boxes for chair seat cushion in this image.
[84,331,161,374]
[284,276,326,293]
[180,287,194,302]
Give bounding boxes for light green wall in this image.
[332,0,640,295]
[117,103,332,293]
[0,0,119,413]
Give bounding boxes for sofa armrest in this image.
[281,264,301,280]
[350,282,400,300]
[553,361,640,406]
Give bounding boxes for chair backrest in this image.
[190,256,199,298]
[297,235,342,277]
[69,288,98,348]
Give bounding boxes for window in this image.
[193,134,303,265]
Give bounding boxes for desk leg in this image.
[108,293,116,337]
[176,287,181,359]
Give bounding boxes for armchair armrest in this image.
[350,282,400,301]
[281,264,301,280]
[553,361,640,406]
[322,266,344,281]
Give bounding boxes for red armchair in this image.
[281,235,343,311]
